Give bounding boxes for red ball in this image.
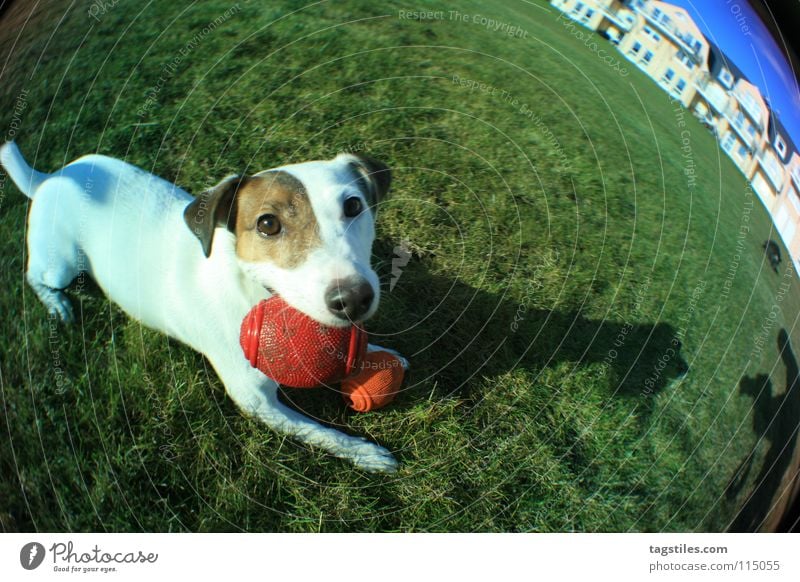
[240,296,367,388]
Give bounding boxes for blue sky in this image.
[666,0,800,149]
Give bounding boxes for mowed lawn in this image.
[1,0,799,532]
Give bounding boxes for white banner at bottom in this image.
[1,533,798,581]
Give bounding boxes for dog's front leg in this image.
[210,354,398,473]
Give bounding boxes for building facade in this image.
[550,0,636,42]
[617,0,710,108]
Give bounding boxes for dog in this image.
[1,141,405,473]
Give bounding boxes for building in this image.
[722,77,771,181]
[550,0,637,43]
[551,0,712,107]
[692,44,775,197]
[749,110,790,209]
[692,43,737,129]
[617,0,710,108]
[767,125,800,270]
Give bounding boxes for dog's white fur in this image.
[1,142,401,472]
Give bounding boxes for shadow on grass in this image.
[63,237,689,416]
[365,253,688,411]
[725,329,800,532]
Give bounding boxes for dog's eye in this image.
[343,196,364,218]
[256,214,281,236]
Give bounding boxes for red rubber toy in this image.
[341,351,405,412]
[240,296,367,388]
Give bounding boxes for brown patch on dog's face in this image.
[234,171,321,269]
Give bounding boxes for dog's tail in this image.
[0,141,49,198]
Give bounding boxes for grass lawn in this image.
[1,0,799,531]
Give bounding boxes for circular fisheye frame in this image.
[0,0,798,541]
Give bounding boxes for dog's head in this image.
[183,153,390,327]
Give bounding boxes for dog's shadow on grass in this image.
[67,243,687,424]
[364,253,688,410]
[725,328,800,532]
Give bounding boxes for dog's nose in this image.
[325,277,375,321]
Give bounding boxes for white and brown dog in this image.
[1,141,405,472]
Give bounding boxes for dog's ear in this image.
[183,175,246,258]
[348,154,391,211]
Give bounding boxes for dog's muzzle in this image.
[325,276,375,321]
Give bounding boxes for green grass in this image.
[1,0,799,532]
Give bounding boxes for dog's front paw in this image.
[48,293,75,324]
[367,344,410,371]
[349,440,399,473]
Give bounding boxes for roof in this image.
[706,42,749,82]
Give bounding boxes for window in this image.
[693,39,702,53]
[572,1,585,13]
[763,153,784,188]
[631,41,642,54]
[789,187,800,215]
[737,144,747,158]
[663,68,675,82]
[676,79,687,94]
[653,7,662,19]
[722,133,735,152]
[739,92,762,122]
[642,26,661,42]
[582,8,595,21]
[676,51,695,70]
[776,208,795,245]
[746,124,756,137]
[719,69,734,89]
[776,136,787,156]
[643,50,654,64]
